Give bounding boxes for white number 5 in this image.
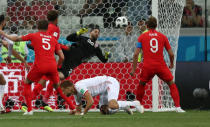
[42,38,51,50]
[150,38,158,53]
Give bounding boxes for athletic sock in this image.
[0,85,5,109]
[169,83,180,107]
[32,83,43,100]
[43,81,54,103]
[117,101,136,110]
[136,84,145,104]
[24,83,32,112]
[56,87,75,110]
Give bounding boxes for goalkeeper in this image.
[59,24,110,79]
[29,24,111,111]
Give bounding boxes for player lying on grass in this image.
[0,14,29,114]
[60,76,144,115]
[0,20,65,115]
[27,24,111,111]
[130,16,185,113]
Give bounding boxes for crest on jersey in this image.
[53,32,58,37]
[80,89,85,94]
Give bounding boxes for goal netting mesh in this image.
[0,0,184,112]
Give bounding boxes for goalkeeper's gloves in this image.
[76,28,88,36]
[105,51,111,59]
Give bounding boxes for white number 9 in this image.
[42,38,51,50]
[150,38,158,53]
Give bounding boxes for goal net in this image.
[0,0,184,112]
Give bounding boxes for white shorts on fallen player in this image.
[99,77,120,107]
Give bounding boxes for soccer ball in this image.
[115,16,128,28]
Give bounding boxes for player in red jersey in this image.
[47,10,60,40]
[0,20,64,115]
[130,16,185,113]
[28,10,75,111]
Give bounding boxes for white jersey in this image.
[74,76,120,105]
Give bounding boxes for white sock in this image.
[117,101,136,110]
[0,85,5,109]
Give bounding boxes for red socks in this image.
[32,83,43,100]
[43,81,54,103]
[136,84,145,104]
[24,83,32,112]
[56,87,75,110]
[169,83,180,107]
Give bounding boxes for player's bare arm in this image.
[83,91,94,114]
[56,49,64,68]
[1,40,29,69]
[167,49,174,69]
[130,48,141,76]
[0,30,22,42]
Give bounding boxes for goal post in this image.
[151,0,185,112]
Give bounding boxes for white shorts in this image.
[99,77,120,107]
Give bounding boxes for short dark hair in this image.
[0,15,5,24]
[89,24,100,32]
[146,16,157,29]
[60,80,74,89]
[37,20,48,30]
[47,10,59,22]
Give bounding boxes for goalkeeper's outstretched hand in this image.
[76,28,88,36]
[105,51,111,59]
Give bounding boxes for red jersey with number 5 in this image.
[21,31,61,67]
[47,23,60,40]
[138,29,171,66]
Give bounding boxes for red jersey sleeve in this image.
[21,33,33,41]
[137,34,143,48]
[59,43,70,51]
[164,35,171,51]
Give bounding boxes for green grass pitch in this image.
[0,110,210,127]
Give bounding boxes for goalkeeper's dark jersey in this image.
[59,33,108,78]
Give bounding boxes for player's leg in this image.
[136,80,146,104]
[32,77,47,100]
[136,66,154,104]
[23,78,33,115]
[56,70,71,109]
[43,71,65,104]
[0,73,6,113]
[107,77,144,114]
[22,65,42,115]
[42,80,54,103]
[157,67,185,113]
[48,71,75,110]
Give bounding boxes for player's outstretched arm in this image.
[83,91,94,115]
[0,30,22,42]
[95,48,110,63]
[56,49,64,67]
[1,40,29,69]
[167,49,174,69]
[66,28,88,42]
[130,48,141,76]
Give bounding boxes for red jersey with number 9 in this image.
[21,31,61,67]
[138,29,171,66]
